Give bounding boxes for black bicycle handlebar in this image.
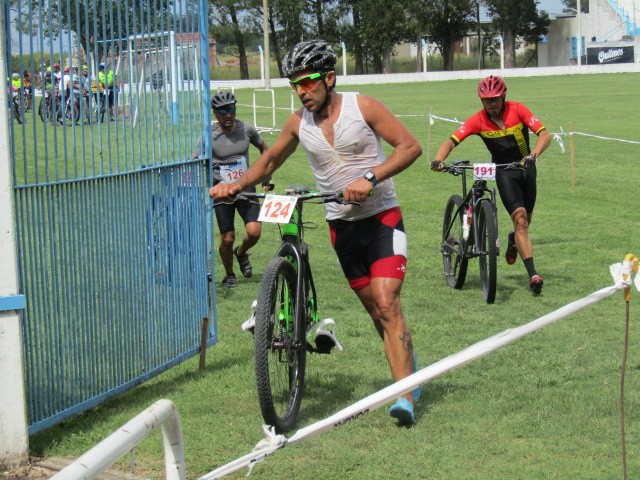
[443,160,524,176]
[217,189,357,206]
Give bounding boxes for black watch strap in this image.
[364,170,379,186]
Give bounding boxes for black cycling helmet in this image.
[282,40,337,78]
[211,91,236,109]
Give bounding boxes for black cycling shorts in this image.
[496,166,537,215]
[215,187,260,234]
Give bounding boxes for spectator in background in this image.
[194,91,272,288]
[98,62,117,121]
[22,70,32,110]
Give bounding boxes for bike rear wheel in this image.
[13,95,24,124]
[477,199,498,304]
[442,194,468,289]
[254,256,306,433]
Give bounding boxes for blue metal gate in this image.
[5,0,216,433]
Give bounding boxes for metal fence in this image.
[5,0,215,434]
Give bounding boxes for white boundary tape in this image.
[200,260,638,479]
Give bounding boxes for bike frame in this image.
[444,163,498,259]
[274,193,319,349]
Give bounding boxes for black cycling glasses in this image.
[214,106,237,115]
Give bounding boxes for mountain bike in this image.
[228,186,350,433]
[440,160,522,304]
[11,90,25,124]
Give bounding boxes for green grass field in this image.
[29,72,640,479]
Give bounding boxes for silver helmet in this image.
[211,91,236,109]
[282,40,336,78]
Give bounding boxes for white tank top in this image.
[298,92,398,221]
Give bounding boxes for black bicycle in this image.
[440,160,522,304]
[228,186,350,433]
[11,90,25,124]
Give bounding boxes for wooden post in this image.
[199,317,209,370]
[569,122,576,187]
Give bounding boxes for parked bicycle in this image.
[11,90,25,124]
[38,89,55,123]
[225,186,351,433]
[440,160,522,304]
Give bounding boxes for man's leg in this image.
[511,207,532,259]
[236,221,261,256]
[219,230,236,276]
[354,277,414,405]
[511,207,543,293]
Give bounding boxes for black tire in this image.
[442,194,468,289]
[254,256,306,433]
[477,199,498,304]
[12,95,24,124]
[38,97,50,123]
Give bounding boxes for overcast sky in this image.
[538,0,568,16]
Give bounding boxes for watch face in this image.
[365,171,374,181]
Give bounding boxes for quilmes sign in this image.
[587,46,634,64]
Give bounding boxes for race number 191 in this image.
[473,163,496,180]
[258,195,298,223]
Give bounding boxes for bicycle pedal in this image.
[241,299,258,333]
[307,318,343,354]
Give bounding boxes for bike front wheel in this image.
[477,199,498,304]
[442,194,468,289]
[254,256,306,433]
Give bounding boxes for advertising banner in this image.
[587,46,634,64]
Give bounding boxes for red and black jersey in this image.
[450,101,546,164]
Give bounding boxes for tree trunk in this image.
[503,29,517,68]
[352,5,364,74]
[229,4,249,79]
[442,41,455,71]
[382,50,391,74]
[416,32,422,72]
[314,0,324,36]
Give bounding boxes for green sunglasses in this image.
[289,72,325,91]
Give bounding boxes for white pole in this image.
[577,0,582,66]
[51,400,185,480]
[0,1,29,467]
[421,38,427,76]
[258,45,264,82]
[262,0,270,86]
[341,41,347,79]
[169,31,179,123]
[499,35,504,70]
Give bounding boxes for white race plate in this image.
[473,163,496,180]
[258,194,298,223]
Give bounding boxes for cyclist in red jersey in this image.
[430,75,552,295]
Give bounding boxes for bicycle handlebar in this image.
[443,160,524,176]
[217,189,355,206]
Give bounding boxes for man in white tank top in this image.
[210,40,423,425]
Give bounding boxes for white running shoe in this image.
[241,300,258,332]
[306,318,344,353]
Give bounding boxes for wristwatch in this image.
[363,170,379,186]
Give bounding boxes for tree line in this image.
[9,0,574,78]
[211,0,554,77]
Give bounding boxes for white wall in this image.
[0,2,29,470]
